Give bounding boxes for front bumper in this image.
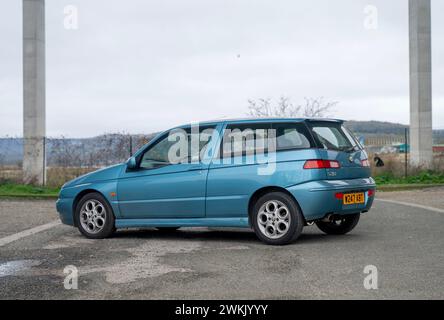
[286,178,376,221]
[56,197,75,226]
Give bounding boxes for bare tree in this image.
[301,97,337,118]
[49,136,83,167]
[247,96,337,118]
[47,132,158,169]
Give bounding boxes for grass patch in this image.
[375,171,444,185]
[0,183,60,198]
[377,184,444,192]
[1,171,444,199]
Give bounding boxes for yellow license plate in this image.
[343,192,365,205]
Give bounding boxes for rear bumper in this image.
[286,178,376,220]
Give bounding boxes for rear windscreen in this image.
[307,122,359,152]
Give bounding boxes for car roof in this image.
[197,117,345,125]
[165,117,346,133]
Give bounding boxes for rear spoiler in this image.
[305,118,345,123]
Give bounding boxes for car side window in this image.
[139,126,216,169]
[139,134,176,169]
[184,126,216,162]
[220,123,272,158]
[273,123,313,150]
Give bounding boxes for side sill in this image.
[115,217,250,229]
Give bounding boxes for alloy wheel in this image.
[257,200,291,239]
[79,199,107,234]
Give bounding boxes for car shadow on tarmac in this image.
[110,227,361,245]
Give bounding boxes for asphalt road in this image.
[0,195,443,299]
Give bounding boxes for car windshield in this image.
[308,122,359,152]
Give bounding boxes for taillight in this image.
[303,160,341,169]
[361,159,370,167]
[368,189,375,197]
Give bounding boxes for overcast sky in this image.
[1,0,443,137]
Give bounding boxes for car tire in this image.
[74,192,115,239]
[251,192,304,245]
[155,227,180,232]
[315,213,360,235]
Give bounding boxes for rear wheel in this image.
[251,192,304,245]
[75,192,115,239]
[315,213,360,235]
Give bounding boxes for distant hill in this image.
[344,120,444,144]
[344,120,408,135]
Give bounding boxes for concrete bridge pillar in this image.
[409,0,433,168]
[23,0,46,185]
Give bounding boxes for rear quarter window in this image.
[272,123,313,150]
[218,122,314,158]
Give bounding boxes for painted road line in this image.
[375,198,444,214]
[0,220,61,247]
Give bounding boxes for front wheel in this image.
[251,192,304,245]
[315,213,360,235]
[75,192,115,239]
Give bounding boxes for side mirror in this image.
[126,157,137,170]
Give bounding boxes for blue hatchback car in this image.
[56,118,375,245]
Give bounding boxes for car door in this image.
[206,122,274,218]
[117,124,218,219]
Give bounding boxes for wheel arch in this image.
[72,189,109,227]
[247,186,305,226]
